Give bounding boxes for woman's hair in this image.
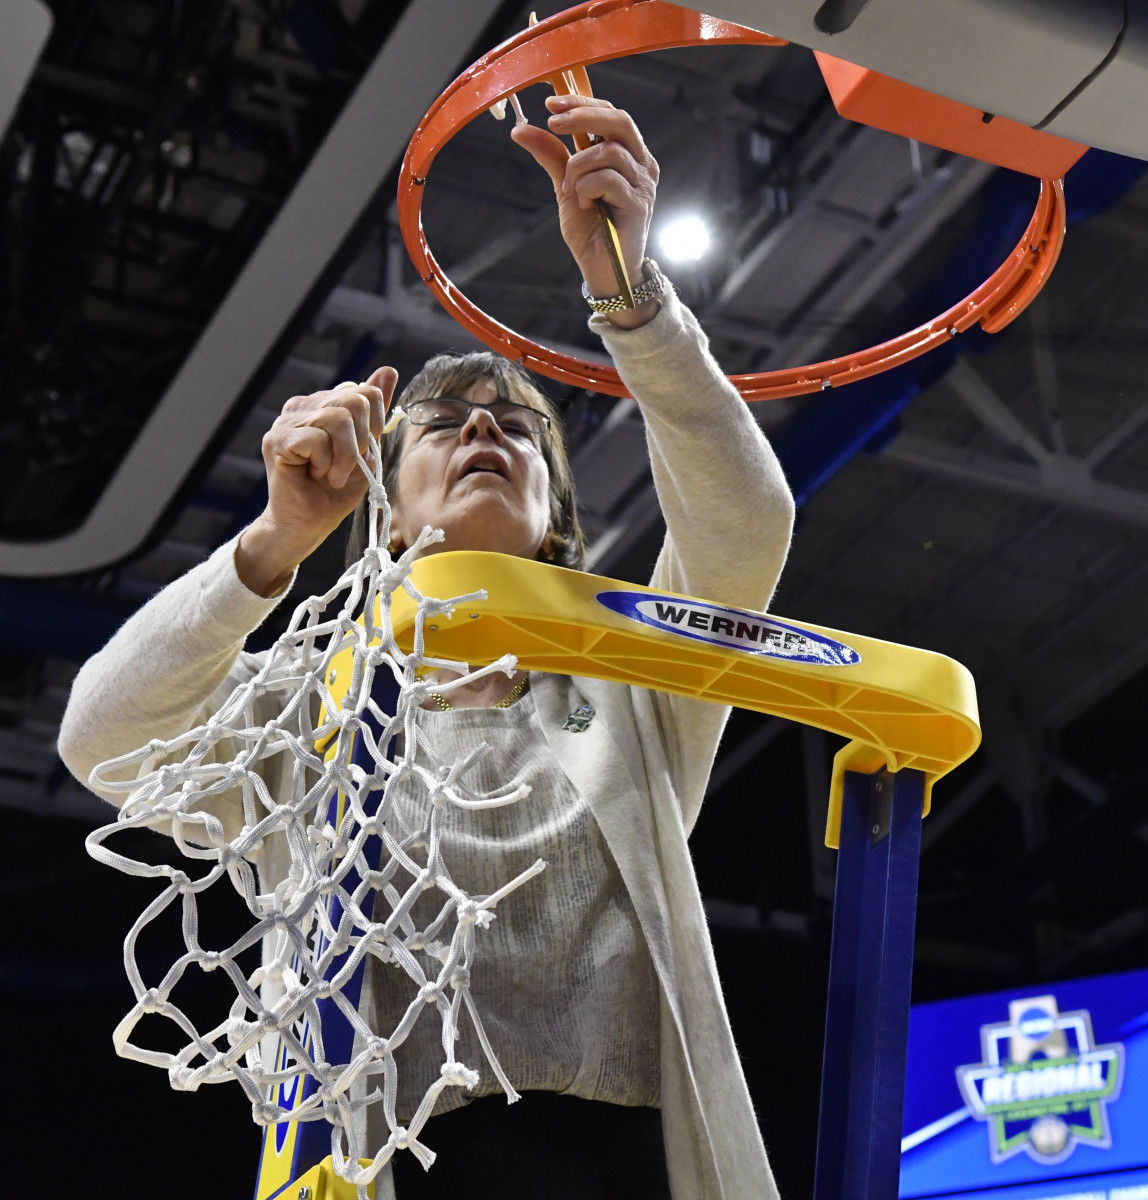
[345,351,585,570]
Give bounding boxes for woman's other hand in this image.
[511,94,660,330]
[235,365,398,597]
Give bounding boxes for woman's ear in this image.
[383,493,404,557]
[385,518,404,558]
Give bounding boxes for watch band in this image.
[582,258,667,314]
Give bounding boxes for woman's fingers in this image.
[365,365,399,430]
[509,121,571,193]
[273,425,334,477]
[572,167,640,215]
[510,92,659,299]
[307,405,367,488]
[546,94,657,177]
[269,380,394,489]
[564,140,647,203]
[252,366,399,564]
[331,388,371,460]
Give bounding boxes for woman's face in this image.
[389,377,552,559]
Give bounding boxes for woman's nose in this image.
[460,406,503,442]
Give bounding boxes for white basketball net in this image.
[85,409,545,1197]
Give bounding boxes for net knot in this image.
[252,1100,283,1126]
[392,1126,412,1150]
[457,901,492,928]
[200,951,223,971]
[440,1062,479,1088]
[380,564,409,593]
[426,941,449,964]
[449,968,470,990]
[366,645,388,668]
[140,987,164,1014]
[169,1064,199,1091]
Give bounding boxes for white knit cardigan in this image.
[59,287,795,1200]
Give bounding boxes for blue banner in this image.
[901,967,1148,1199]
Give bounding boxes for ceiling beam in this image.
[323,283,611,368]
[881,432,1148,525]
[764,159,994,371]
[0,0,52,142]
[1045,908,1148,976]
[945,358,1050,463]
[708,716,789,793]
[920,766,997,854]
[0,0,510,578]
[713,125,879,311]
[1084,400,1148,470]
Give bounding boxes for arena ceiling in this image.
[3,3,1148,1194]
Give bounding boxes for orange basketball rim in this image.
[397,0,1072,403]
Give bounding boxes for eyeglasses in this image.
[401,396,551,441]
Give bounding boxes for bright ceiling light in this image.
[658,214,712,263]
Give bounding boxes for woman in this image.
[60,95,795,1199]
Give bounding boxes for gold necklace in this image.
[428,674,530,712]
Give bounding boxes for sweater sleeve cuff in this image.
[588,284,689,362]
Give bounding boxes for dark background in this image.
[4,2,1148,1196]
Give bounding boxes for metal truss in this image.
[0,0,407,552]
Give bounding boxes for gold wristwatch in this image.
[582,257,667,314]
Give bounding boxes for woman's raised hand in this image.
[235,365,398,597]
[511,94,660,329]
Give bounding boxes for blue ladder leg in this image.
[813,767,925,1200]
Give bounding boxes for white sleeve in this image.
[591,287,796,816]
[58,534,295,840]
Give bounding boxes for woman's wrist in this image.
[234,515,313,599]
[601,297,661,330]
[581,256,663,330]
